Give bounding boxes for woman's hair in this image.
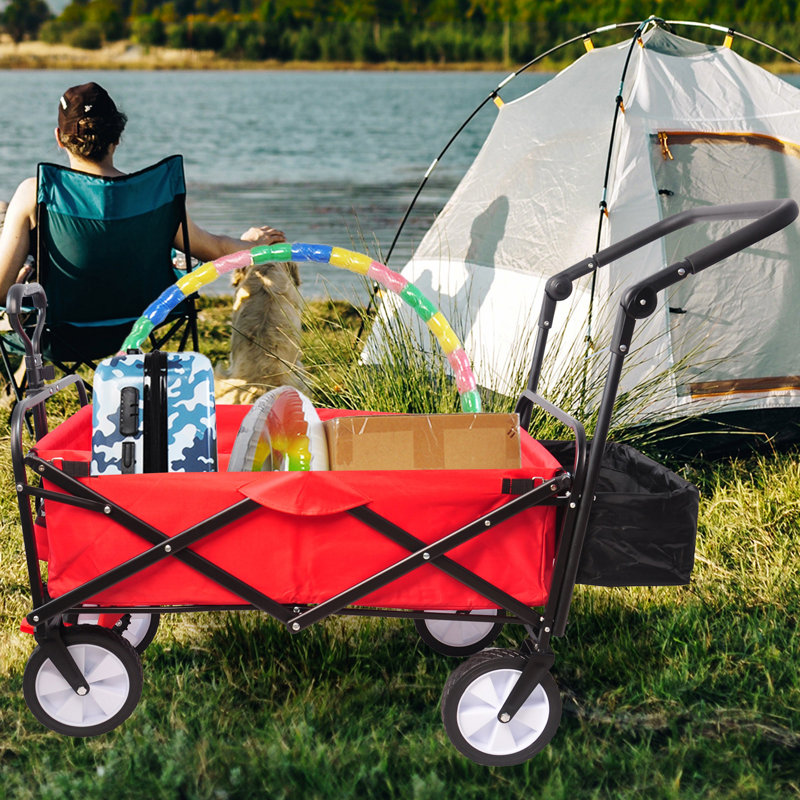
[57,82,127,162]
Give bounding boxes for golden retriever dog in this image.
[214,260,307,405]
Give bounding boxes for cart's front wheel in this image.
[23,626,143,736]
[415,609,503,657]
[441,648,561,766]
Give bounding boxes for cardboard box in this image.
[324,413,521,471]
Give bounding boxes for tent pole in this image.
[355,22,644,340]
[581,19,650,415]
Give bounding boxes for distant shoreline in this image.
[0,39,514,71]
[3,38,797,72]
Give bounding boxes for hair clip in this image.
[84,104,93,113]
[60,96,67,110]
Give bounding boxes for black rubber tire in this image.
[441,648,562,766]
[115,613,160,654]
[23,625,143,736]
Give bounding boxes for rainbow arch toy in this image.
[121,243,482,413]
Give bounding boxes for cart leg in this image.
[33,623,90,697]
[496,650,554,723]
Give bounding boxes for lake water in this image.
[4,68,800,302]
[0,69,548,301]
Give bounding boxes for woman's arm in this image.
[175,214,286,263]
[0,178,37,303]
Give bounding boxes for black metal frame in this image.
[521,199,798,644]
[9,199,797,723]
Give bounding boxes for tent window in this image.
[651,130,800,399]
[655,131,800,161]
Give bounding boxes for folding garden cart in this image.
[9,199,796,766]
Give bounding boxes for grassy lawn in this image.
[0,296,798,799]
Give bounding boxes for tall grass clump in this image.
[301,296,462,415]
[316,281,708,455]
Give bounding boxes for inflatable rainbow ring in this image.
[121,243,481,413]
[228,386,329,472]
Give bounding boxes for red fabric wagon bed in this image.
[33,405,561,610]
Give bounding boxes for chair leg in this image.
[151,317,183,350]
[179,318,192,351]
[148,306,198,353]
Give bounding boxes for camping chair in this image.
[0,154,199,401]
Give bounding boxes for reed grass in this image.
[0,295,798,799]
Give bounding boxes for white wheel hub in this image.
[424,609,497,647]
[35,643,131,727]
[456,667,550,756]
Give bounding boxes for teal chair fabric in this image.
[4,155,197,376]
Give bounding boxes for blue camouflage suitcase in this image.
[91,350,218,476]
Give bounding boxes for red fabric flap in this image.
[238,471,371,515]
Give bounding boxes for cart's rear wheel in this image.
[441,648,561,766]
[23,626,143,736]
[415,609,503,657]
[76,612,160,654]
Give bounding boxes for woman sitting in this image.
[0,81,286,302]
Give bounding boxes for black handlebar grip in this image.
[6,282,47,316]
[682,199,798,275]
[619,199,799,317]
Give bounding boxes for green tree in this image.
[130,13,166,43]
[130,0,152,15]
[293,23,320,58]
[60,0,90,29]
[66,20,103,46]
[86,0,126,40]
[1,0,51,42]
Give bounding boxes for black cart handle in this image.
[517,198,797,530]
[6,281,48,362]
[546,199,797,301]
[6,280,47,316]
[534,198,798,639]
[524,198,799,400]
[616,199,798,325]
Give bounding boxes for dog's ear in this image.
[231,267,246,288]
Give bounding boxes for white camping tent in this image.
[364,24,800,428]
